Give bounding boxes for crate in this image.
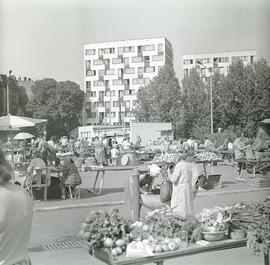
[207,174,221,189]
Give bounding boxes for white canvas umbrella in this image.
[14,132,35,140]
[0,114,47,182]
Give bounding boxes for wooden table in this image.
[84,166,137,196]
[94,239,249,265]
[196,160,223,177]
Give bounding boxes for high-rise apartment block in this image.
[84,37,173,126]
[182,50,256,81]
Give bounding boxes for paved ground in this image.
[28,164,270,265]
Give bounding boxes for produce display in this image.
[78,201,270,259]
[230,202,270,254]
[77,208,132,256]
[195,151,222,162]
[196,206,231,232]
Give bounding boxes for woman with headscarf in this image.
[0,149,33,265]
[92,136,106,165]
[168,147,199,218]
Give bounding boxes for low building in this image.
[130,122,173,146]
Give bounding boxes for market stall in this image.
[77,199,270,265]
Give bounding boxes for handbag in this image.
[160,171,172,202]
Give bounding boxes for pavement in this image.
[28,163,270,265]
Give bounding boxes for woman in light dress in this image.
[168,148,199,218]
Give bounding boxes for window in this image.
[99,91,104,99]
[218,57,229,63]
[104,48,115,54]
[94,102,98,108]
[201,68,206,76]
[93,59,103,65]
[98,102,104,107]
[119,90,123,97]
[184,69,188,77]
[93,80,104,86]
[105,69,115,75]
[124,90,131,95]
[105,91,110,96]
[90,91,96,97]
[219,67,225,75]
[85,60,91,68]
[124,57,129,65]
[133,100,137,106]
[86,70,96,76]
[143,44,155,51]
[113,101,119,107]
[111,112,116,118]
[202,58,211,64]
[124,101,130,108]
[132,78,144,85]
[152,55,164,61]
[125,111,132,117]
[144,78,150,85]
[86,81,91,89]
[105,102,110,109]
[112,58,123,64]
[98,49,104,56]
[103,59,110,65]
[132,57,143,63]
[111,90,116,96]
[118,47,124,54]
[158,44,163,53]
[138,67,143,75]
[145,66,155,73]
[91,112,96,118]
[232,56,248,63]
[98,69,105,76]
[183,59,193,65]
[124,68,135,74]
[131,90,136,95]
[85,49,95,55]
[123,46,135,53]
[113,79,123,85]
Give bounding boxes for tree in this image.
[135,66,183,137]
[213,58,270,137]
[27,78,85,138]
[181,68,210,139]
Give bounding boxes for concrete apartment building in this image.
[182,50,257,81]
[83,37,173,126]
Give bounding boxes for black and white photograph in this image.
[0,0,270,264]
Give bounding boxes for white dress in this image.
[169,161,198,218]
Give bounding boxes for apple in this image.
[154,244,163,253]
[115,239,125,247]
[111,248,118,256]
[104,238,114,248]
[115,247,122,255]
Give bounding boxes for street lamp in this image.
[197,61,214,134]
[7,70,12,114]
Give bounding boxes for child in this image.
[111,144,119,166]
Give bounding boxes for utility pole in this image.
[196,62,214,134]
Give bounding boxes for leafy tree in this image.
[213,59,270,137]
[181,68,210,139]
[135,66,183,137]
[27,78,85,138]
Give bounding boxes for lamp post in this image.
[6,70,12,114]
[197,61,214,134]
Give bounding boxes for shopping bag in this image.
[160,172,172,202]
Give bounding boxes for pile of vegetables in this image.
[230,202,270,254]
[196,206,231,232]
[195,152,222,162]
[78,208,132,256]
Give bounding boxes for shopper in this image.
[93,136,106,165]
[37,135,49,165]
[0,149,33,265]
[168,148,198,218]
[111,144,120,166]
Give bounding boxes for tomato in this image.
[115,239,125,247]
[104,238,114,248]
[154,244,163,253]
[111,248,118,256]
[115,247,122,255]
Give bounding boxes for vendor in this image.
[204,136,213,151]
[121,137,132,152]
[233,132,249,181]
[168,148,199,218]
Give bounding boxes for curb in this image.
[197,187,270,197]
[34,200,125,212]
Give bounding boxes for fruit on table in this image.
[195,152,222,161]
[104,238,114,248]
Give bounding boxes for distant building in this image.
[83,37,173,126]
[0,75,20,116]
[17,77,34,100]
[182,50,257,82]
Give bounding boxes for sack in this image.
[160,172,172,202]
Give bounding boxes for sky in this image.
[0,0,269,87]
